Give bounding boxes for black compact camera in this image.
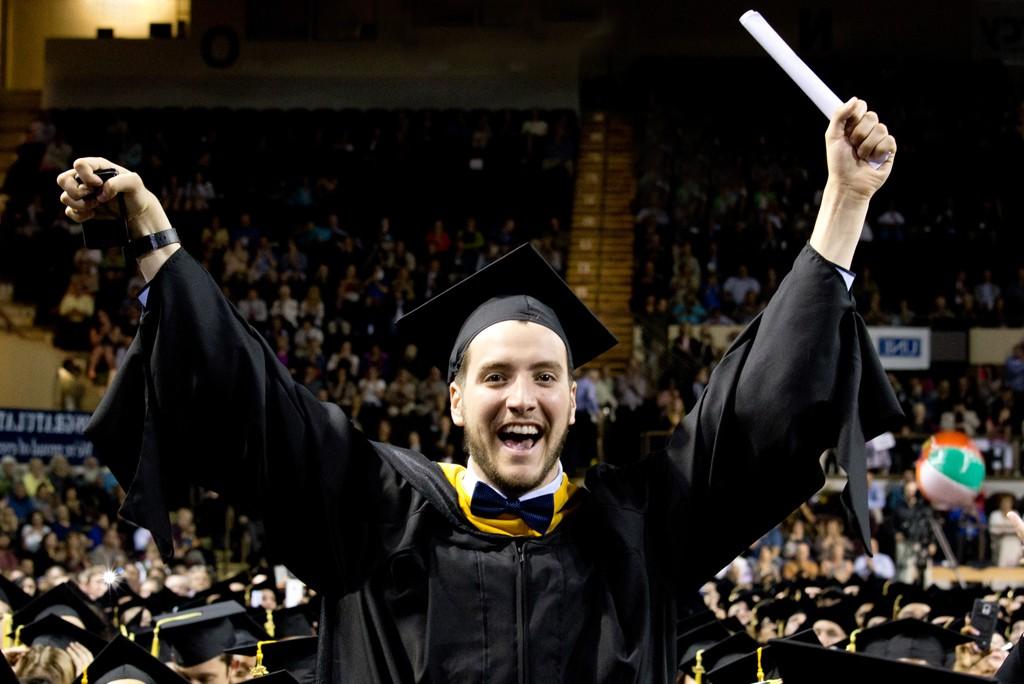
[72,168,131,250]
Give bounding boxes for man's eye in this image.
[537,373,556,383]
[484,374,504,383]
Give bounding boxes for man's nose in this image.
[506,375,537,412]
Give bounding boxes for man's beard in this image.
[464,415,570,499]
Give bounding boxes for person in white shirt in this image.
[722,264,761,306]
[854,537,895,580]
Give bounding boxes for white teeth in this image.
[503,425,540,436]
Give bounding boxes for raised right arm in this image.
[60,160,392,594]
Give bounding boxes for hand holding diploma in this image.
[740,10,894,174]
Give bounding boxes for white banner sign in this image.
[867,327,931,370]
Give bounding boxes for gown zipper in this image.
[515,541,528,684]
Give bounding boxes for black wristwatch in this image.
[129,228,180,260]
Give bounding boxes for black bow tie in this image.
[469,482,554,534]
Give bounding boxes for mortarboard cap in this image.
[676,620,733,670]
[248,604,315,639]
[15,613,108,654]
[12,582,108,636]
[74,635,188,684]
[150,601,269,667]
[775,627,822,645]
[770,638,996,683]
[839,617,972,668]
[809,597,860,635]
[678,631,757,678]
[397,243,617,381]
[249,673,300,684]
[225,636,317,684]
[0,575,30,613]
[705,645,777,684]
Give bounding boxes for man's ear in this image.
[568,380,577,425]
[450,382,465,427]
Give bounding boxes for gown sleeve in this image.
[587,244,904,589]
[85,248,396,594]
[997,638,1024,683]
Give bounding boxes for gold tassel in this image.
[264,609,275,638]
[847,627,862,653]
[892,595,903,620]
[250,640,276,677]
[119,624,129,637]
[13,624,23,648]
[756,646,766,681]
[692,649,705,684]
[151,612,203,658]
[1,612,11,649]
[81,663,89,684]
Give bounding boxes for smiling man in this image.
[65,98,900,683]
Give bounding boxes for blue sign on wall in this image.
[0,408,93,461]
[867,327,931,370]
[878,337,922,358]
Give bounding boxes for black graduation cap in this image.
[397,243,618,381]
[809,597,860,635]
[676,620,733,670]
[678,631,757,679]
[774,627,822,645]
[839,617,972,669]
[248,604,315,639]
[144,586,189,616]
[150,601,270,667]
[705,644,778,684]
[225,636,317,684]
[250,673,300,684]
[0,575,30,612]
[74,635,188,684]
[15,613,108,654]
[769,638,996,683]
[13,582,108,636]
[132,625,178,663]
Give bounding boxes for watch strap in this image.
[129,228,180,260]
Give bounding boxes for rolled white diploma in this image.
[739,10,887,169]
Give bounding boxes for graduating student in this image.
[60,99,900,683]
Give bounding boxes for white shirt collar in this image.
[463,457,564,502]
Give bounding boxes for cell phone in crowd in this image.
[970,599,998,649]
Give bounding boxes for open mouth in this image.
[496,424,545,452]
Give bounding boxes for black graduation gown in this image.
[86,244,901,683]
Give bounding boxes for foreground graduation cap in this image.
[15,613,107,654]
[397,243,618,381]
[12,582,108,636]
[840,617,973,668]
[74,636,187,684]
[225,636,318,684]
[770,638,996,683]
[150,601,269,667]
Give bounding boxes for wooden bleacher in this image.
[567,112,636,374]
